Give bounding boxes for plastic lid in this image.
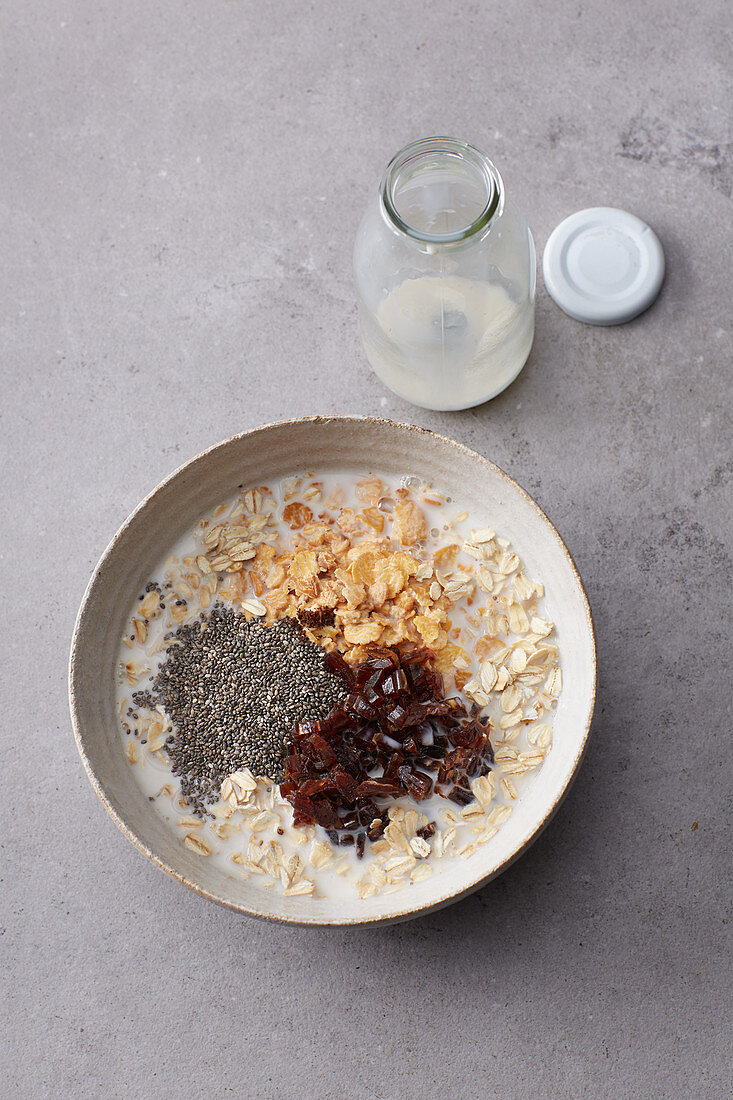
[542,207,665,325]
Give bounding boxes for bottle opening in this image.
[381,137,501,244]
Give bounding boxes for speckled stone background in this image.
[2,1,731,1096]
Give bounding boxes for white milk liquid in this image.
[360,275,534,411]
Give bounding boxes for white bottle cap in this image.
[542,207,665,325]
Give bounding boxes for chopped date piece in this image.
[345,693,379,721]
[356,800,381,825]
[322,706,351,735]
[298,606,336,628]
[332,768,360,802]
[368,816,387,839]
[381,669,408,696]
[397,765,433,801]
[450,721,486,750]
[364,670,384,694]
[291,791,340,829]
[305,733,338,770]
[420,744,448,759]
[447,785,474,806]
[295,719,322,737]
[438,747,484,787]
[356,779,400,799]
[280,644,494,848]
[284,753,307,779]
[385,703,409,728]
[417,757,441,772]
[299,776,334,797]
[324,651,355,687]
[383,752,405,784]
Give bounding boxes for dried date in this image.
[280,645,494,848]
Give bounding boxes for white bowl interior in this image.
[70,417,595,925]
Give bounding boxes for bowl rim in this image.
[69,414,597,926]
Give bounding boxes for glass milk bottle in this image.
[354,137,536,410]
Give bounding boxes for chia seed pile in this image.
[133,604,347,814]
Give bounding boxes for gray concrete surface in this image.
[2,0,731,1096]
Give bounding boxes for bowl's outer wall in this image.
[70,417,596,925]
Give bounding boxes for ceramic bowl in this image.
[69,416,596,926]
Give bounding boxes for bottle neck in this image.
[380,137,503,246]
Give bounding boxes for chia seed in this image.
[133,604,346,814]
